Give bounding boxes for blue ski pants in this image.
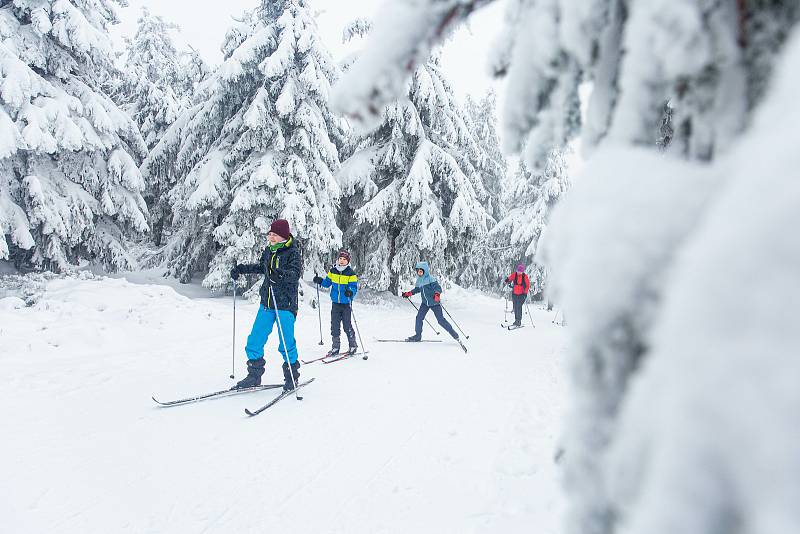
[245,306,298,364]
[415,303,459,339]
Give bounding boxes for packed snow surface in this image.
[2,274,566,533]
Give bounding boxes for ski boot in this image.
[326,337,341,357]
[345,331,358,354]
[282,360,301,391]
[232,358,265,389]
[406,334,421,342]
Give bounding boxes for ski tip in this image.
[152,396,163,405]
[245,409,256,416]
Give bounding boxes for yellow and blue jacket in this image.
[321,265,359,304]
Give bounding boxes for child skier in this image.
[312,249,359,356]
[506,263,531,327]
[230,219,302,392]
[402,262,461,344]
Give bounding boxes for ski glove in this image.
[268,267,284,284]
[312,275,324,285]
[230,265,242,280]
[433,292,441,303]
[344,289,353,298]
[401,291,413,298]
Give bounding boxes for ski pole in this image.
[441,304,470,339]
[524,298,536,328]
[268,281,301,400]
[315,283,324,346]
[230,278,236,380]
[405,297,440,335]
[501,281,510,323]
[349,302,369,360]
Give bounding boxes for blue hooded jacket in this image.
[410,261,443,306]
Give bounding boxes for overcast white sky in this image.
[111,0,507,102]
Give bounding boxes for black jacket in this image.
[239,235,302,314]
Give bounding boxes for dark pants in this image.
[512,294,527,325]
[331,302,356,349]
[415,303,459,339]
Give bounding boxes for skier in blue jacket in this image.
[313,249,359,356]
[401,261,460,342]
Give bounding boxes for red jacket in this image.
[507,272,530,296]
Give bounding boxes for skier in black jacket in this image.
[230,219,302,391]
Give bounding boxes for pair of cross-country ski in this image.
[151,336,467,416]
[152,379,315,416]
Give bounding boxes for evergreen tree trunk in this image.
[388,229,400,295]
[152,217,165,247]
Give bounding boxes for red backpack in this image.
[509,272,530,295]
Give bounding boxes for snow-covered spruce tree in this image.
[333,0,791,163]
[337,50,491,294]
[463,90,505,222]
[111,8,185,151]
[0,0,148,271]
[108,7,194,246]
[332,2,800,534]
[332,0,581,174]
[143,0,345,289]
[175,47,210,100]
[458,89,512,290]
[489,153,568,292]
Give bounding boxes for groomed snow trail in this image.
[1,275,566,533]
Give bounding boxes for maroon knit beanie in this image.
[338,249,351,262]
[269,219,291,240]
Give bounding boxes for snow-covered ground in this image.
[2,274,566,533]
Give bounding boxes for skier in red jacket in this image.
[506,264,531,327]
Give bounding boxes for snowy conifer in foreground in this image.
[332,0,794,164]
[144,0,345,288]
[332,2,800,534]
[337,42,491,294]
[0,0,148,271]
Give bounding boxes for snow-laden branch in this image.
[331,0,497,132]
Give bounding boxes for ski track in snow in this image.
[1,275,566,533]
